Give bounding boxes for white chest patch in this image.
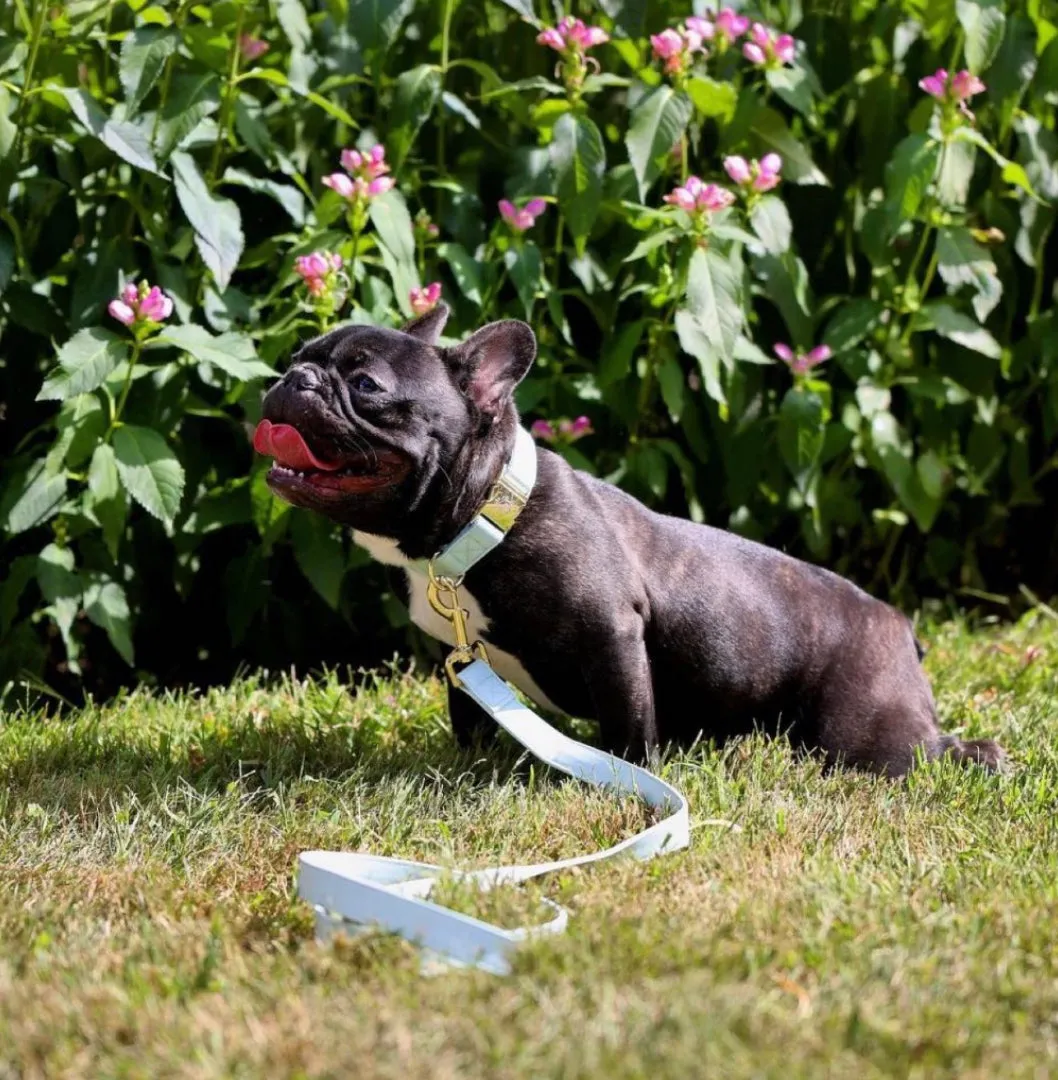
[353,531,560,714]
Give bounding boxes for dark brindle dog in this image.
[253,304,1004,777]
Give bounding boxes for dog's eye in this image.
[351,372,381,393]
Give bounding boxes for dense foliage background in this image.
[0,0,1055,704]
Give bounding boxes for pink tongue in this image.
[252,420,341,471]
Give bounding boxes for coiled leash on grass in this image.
[296,429,690,975]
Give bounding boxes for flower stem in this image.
[13,0,47,167]
[208,6,245,187]
[436,0,456,179]
[109,338,144,438]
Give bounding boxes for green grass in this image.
[1,611,1057,1079]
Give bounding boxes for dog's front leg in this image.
[583,624,657,761]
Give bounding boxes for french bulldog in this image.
[253,304,1004,778]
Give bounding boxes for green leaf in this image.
[884,134,940,235]
[368,187,417,268]
[251,464,291,542]
[625,85,692,199]
[171,150,244,291]
[348,0,416,56]
[61,88,161,174]
[778,387,826,493]
[936,137,976,207]
[657,354,686,421]
[56,394,107,468]
[951,126,1039,198]
[957,1,1007,73]
[765,67,813,117]
[438,242,483,305]
[752,252,813,346]
[36,543,80,605]
[88,444,127,560]
[987,14,1037,106]
[120,26,179,113]
[221,168,306,225]
[505,242,543,319]
[822,299,885,354]
[369,189,419,313]
[36,327,128,402]
[750,107,828,185]
[157,74,220,158]
[914,301,1002,358]
[151,323,275,380]
[1,555,37,635]
[441,90,480,130]
[37,543,82,670]
[685,247,743,363]
[550,112,605,254]
[291,512,346,610]
[749,195,792,255]
[389,65,442,170]
[686,75,737,122]
[4,465,67,535]
[868,412,942,532]
[624,227,680,262]
[113,425,185,528]
[83,576,134,665]
[935,226,1003,322]
[675,309,724,404]
[0,87,17,166]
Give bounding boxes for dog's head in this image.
[253,304,536,534]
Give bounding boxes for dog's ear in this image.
[446,320,536,418]
[401,302,450,345]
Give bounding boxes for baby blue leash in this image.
[296,428,691,975]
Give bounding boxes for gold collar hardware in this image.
[426,563,489,688]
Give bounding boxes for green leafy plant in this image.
[1,0,1055,700]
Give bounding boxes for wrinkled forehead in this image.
[292,324,440,377]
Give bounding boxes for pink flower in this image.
[951,70,986,101]
[742,41,766,65]
[650,23,708,76]
[743,23,796,67]
[323,172,356,199]
[716,7,750,40]
[328,145,393,204]
[536,16,609,55]
[536,27,566,51]
[723,156,753,184]
[294,251,343,300]
[650,28,685,60]
[562,416,593,440]
[685,16,715,40]
[138,286,172,323]
[532,416,592,443]
[499,197,547,233]
[367,176,395,197]
[238,34,269,61]
[726,154,784,194]
[919,67,987,119]
[107,299,136,326]
[664,176,735,218]
[919,68,949,99]
[409,282,442,316]
[775,343,831,376]
[108,280,173,329]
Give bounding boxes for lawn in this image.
[1,609,1056,1079]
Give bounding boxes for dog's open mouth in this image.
[253,419,408,494]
